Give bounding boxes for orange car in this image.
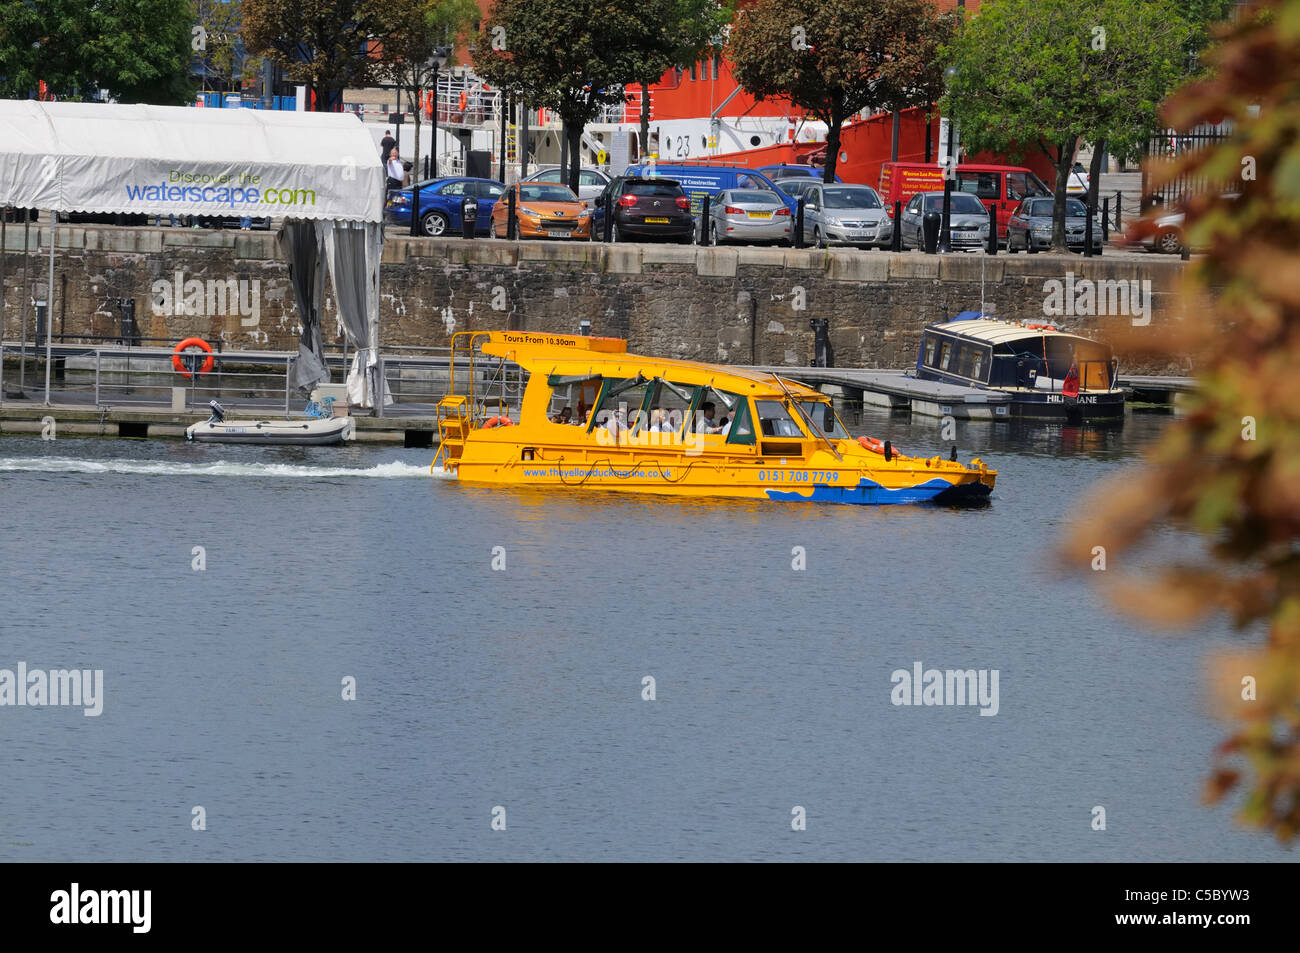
[488,183,593,240]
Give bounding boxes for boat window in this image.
[593,376,652,436]
[644,379,695,437]
[798,401,849,439]
[955,344,974,378]
[689,386,742,434]
[546,374,601,425]
[754,399,806,438]
[971,350,985,380]
[939,341,953,371]
[923,337,937,367]
[726,397,757,445]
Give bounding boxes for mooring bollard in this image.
[891,201,902,252]
[922,211,941,254]
[938,180,953,254]
[1114,192,1123,232]
[1084,201,1095,258]
[1102,197,1110,243]
[461,194,477,239]
[986,203,998,255]
[795,196,805,248]
[699,194,711,246]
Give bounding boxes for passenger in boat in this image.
[552,406,573,424]
[695,402,725,434]
[605,408,627,441]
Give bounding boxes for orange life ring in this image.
[172,337,214,378]
[858,435,886,454]
[482,415,513,429]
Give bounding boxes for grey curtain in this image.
[277,220,329,395]
[322,220,388,411]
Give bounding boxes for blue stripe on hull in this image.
[766,477,956,505]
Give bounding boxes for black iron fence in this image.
[1142,122,1235,211]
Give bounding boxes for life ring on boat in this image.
[482,415,514,429]
[172,337,214,378]
[858,436,886,454]
[1025,323,1055,331]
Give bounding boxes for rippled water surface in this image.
[0,411,1289,861]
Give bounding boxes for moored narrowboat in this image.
[914,313,1125,420]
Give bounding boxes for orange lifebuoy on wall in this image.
[482,415,514,429]
[172,337,214,378]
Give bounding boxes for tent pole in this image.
[19,212,30,392]
[44,216,54,405]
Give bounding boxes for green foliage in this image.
[242,0,391,109]
[192,0,263,93]
[943,0,1195,248]
[0,0,195,103]
[729,0,952,182]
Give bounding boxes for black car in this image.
[592,177,695,243]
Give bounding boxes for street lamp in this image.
[938,65,960,254]
[412,45,451,237]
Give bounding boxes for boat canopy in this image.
[478,331,821,399]
[926,317,1107,351]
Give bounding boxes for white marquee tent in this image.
[0,100,390,411]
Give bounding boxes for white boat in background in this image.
[186,401,355,445]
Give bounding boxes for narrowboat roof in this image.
[926,318,1107,348]
[478,331,822,399]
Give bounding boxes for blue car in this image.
[758,164,843,183]
[384,177,506,236]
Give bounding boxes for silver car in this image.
[804,184,893,249]
[706,189,793,245]
[900,191,990,250]
[772,177,819,201]
[518,166,611,202]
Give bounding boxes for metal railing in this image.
[0,341,519,416]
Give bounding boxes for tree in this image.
[620,0,734,161]
[381,0,480,178]
[192,0,263,96]
[729,0,952,184]
[1067,0,1300,842]
[0,0,194,104]
[474,0,643,190]
[242,0,391,111]
[942,0,1194,251]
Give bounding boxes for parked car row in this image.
[380,161,1112,253]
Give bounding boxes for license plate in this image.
[748,211,773,219]
[546,230,569,237]
[644,217,669,224]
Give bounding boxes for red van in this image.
[878,162,1052,241]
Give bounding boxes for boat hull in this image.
[186,417,352,445]
[450,452,994,505]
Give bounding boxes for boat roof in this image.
[478,331,822,398]
[926,317,1107,347]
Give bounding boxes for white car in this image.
[1067,162,1090,194]
[518,166,611,202]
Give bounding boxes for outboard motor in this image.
[207,400,226,423]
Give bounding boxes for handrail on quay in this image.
[0,339,463,416]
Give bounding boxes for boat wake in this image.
[0,456,431,479]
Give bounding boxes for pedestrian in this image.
[380,129,396,162]
[386,150,405,193]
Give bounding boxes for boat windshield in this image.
[755,399,807,438]
[798,401,849,439]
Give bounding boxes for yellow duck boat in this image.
[431,331,996,505]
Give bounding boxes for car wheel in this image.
[420,211,448,237]
[1007,230,1019,253]
[1027,237,1038,254]
[813,228,826,249]
[613,222,624,243]
[1154,229,1183,255]
[490,221,499,239]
